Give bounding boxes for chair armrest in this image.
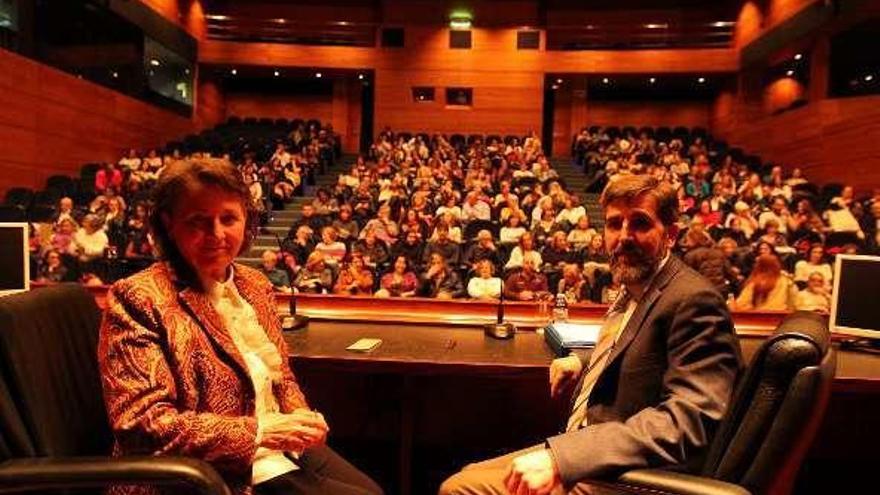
[616,469,751,495]
[0,456,231,495]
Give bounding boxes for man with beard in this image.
[440,174,742,495]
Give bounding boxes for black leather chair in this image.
[0,284,231,495]
[610,311,835,495]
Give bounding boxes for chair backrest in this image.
[0,284,112,459]
[701,311,836,495]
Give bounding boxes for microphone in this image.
[484,275,516,339]
[274,233,310,331]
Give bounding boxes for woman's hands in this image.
[258,409,329,452]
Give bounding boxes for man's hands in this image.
[549,355,583,398]
[504,449,562,495]
[258,409,329,452]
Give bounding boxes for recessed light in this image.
[358,73,364,80]
[649,77,656,84]
[150,59,160,67]
[644,23,668,29]
[274,70,280,77]
[794,53,803,61]
[112,71,118,78]
[865,74,875,82]
[552,84,559,90]
[602,77,610,84]
[556,78,563,84]
[786,70,794,76]
[315,72,322,78]
[230,68,237,75]
[697,77,706,83]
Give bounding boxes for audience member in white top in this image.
[795,272,831,314]
[505,232,543,270]
[499,215,527,245]
[73,214,109,262]
[467,259,502,299]
[793,244,833,288]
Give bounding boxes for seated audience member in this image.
[757,219,791,253]
[392,230,425,268]
[362,204,399,245]
[725,201,758,240]
[557,263,590,304]
[311,188,339,217]
[758,196,791,237]
[694,199,722,229]
[436,195,463,223]
[505,232,543,271]
[292,204,326,237]
[54,196,76,227]
[95,162,123,194]
[567,215,597,251]
[532,207,559,246]
[314,226,347,267]
[543,231,576,269]
[429,211,463,244]
[281,225,315,267]
[461,191,491,223]
[353,228,390,268]
[795,272,831,313]
[467,259,502,300]
[499,215,527,245]
[682,235,733,297]
[732,254,796,311]
[422,225,462,267]
[679,218,714,253]
[399,208,429,240]
[555,194,586,230]
[98,159,381,495]
[376,255,418,298]
[332,205,360,242]
[464,229,501,269]
[52,217,79,255]
[824,197,865,241]
[504,257,548,301]
[333,253,375,295]
[794,244,832,289]
[37,249,68,283]
[420,253,464,299]
[260,250,291,291]
[294,252,334,294]
[74,214,109,263]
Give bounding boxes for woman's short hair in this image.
[149,159,258,279]
[600,174,678,227]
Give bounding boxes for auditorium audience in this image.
[420,253,464,299]
[504,257,549,301]
[294,252,334,294]
[376,255,418,298]
[24,120,875,314]
[333,253,374,295]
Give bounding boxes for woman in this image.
[37,249,69,283]
[376,255,418,298]
[557,262,590,304]
[731,253,797,311]
[333,253,375,295]
[467,259,502,300]
[332,205,360,242]
[74,214,109,263]
[499,215,527,245]
[504,232,543,271]
[98,159,381,495]
[567,215,596,251]
[314,226,347,267]
[294,251,335,294]
[794,243,833,288]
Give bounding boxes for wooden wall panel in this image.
[585,100,710,128]
[0,48,196,195]
[712,94,880,194]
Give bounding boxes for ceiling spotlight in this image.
[697,77,706,83]
[358,73,364,80]
[184,68,190,75]
[649,77,656,84]
[315,72,322,78]
[866,74,875,82]
[111,71,118,78]
[449,10,473,30]
[273,70,280,77]
[205,14,230,21]
[786,70,795,77]
[644,23,668,29]
[274,18,287,24]
[556,78,563,84]
[712,21,734,28]
[794,53,803,61]
[552,84,559,90]
[230,68,237,75]
[150,59,160,67]
[602,77,610,84]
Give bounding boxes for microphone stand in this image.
[274,233,310,331]
[483,277,517,339]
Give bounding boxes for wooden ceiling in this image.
[201,0,743,49]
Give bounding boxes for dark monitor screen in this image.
[831,255,880,338]
[0,223,27,292]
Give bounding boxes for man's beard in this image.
[610,241,662,286]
